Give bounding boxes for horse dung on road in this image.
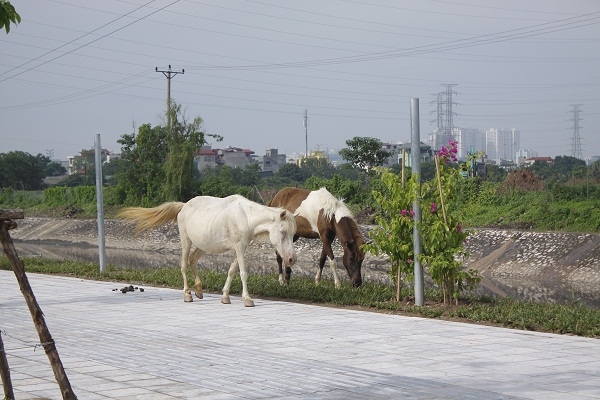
[118,194,297,307]
[268,187,365,288]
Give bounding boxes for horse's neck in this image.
[246,205,278,236]
[335,216,362,243]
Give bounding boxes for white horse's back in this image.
[178,195,250,254]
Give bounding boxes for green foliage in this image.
[0,0,20,33]
[41,186,96,207]
[163,105,213,201]
[363,172,416,292]
[44,161,67,177]
[198,164,260,198]
[55,173,95,187]
[366,140,480,305]
[275,163,303,183]
[0,188,42,208]
[299,157,336,179]
[117,123,169,206]
[0,151,47,190]
[338,136,393,171]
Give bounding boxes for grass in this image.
[2,256,599,339]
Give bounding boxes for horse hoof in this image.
[244,299,255,307]
[195,292,203,299]
[184,294,193,302]
[221,296,231,304]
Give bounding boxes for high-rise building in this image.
[486,128,520,164]
[454,128,485,159]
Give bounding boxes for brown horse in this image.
[268,187,365,288]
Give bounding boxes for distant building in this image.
[455,128,485,160]
[522,156,553,167]
[516,149,538,167]
[67,149,112,175]
[296,150,329,166]
[257,149,286,173]
[195,146,256,171]
[396,142,433,168]
[381,142,404,167]
[429,128,454,152]
[486,128,520,164]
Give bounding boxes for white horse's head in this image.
[270,210,297,267]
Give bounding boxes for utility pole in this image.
[303,109,309,157]
[155,64,184,135]
[570,104,583,160]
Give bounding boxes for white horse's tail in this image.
[117,202,185,235]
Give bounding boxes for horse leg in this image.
[221,258,239,305]
[181,237,193,302]
[316,249,327,285]
[276,251,291,285]
[237,251,255,307]
[322,236,341,289]
[188,248,205,299]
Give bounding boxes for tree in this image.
[0,0,20,33]
[162,103,212,201]
[116,123,170,206]
[552,155,586,182]
[299,157,336,180]
[276,163,303,182]
[45,161,67,177]
[590,160,600,182]
[528,160,552,181]
[339,137,392,172]
[0,151,46,190]
[485,164,507,183]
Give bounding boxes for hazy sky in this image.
[2,0,599,160]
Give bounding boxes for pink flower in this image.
[430,202,437,213]
[407,258,413,264]
[400,209,409,217]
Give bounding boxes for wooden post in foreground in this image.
[0,209,77,400]
[0,327,14,400]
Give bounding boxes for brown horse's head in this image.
[336,216,365,287]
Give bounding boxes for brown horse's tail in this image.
[117,202,185,235]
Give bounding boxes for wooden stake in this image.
[0,210,77,399]
[434,155,448,224]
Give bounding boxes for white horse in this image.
[118,195,297,307]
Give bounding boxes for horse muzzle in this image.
[284,254,297,267]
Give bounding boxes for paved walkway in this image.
[1,270,599,399]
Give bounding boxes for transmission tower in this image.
[569,104,583,160]
[430,84,459,150]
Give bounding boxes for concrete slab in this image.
[1,270,599,399]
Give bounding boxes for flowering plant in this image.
[365,140,480,304]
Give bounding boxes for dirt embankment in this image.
[9,217,600,306]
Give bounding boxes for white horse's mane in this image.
[306,187,353,222]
